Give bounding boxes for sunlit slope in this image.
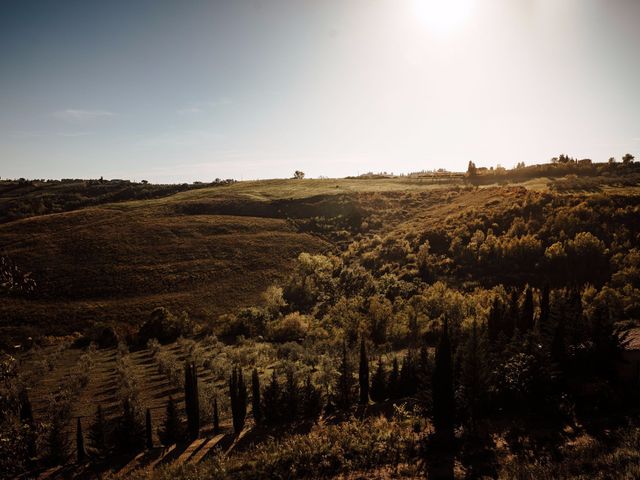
[0,185,338,339]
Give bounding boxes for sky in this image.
[1,0,639,183]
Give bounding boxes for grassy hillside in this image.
[2,173,639,345]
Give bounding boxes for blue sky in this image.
[1,0,639,182]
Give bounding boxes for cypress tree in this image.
[506,290,519,337]
[145,408,153,449]
[458,321,488,429]
[262,370,281,425]
[251,368,262,425]
[432,319,455,442]
[19,389,34,425]
[159,396,182,447]
[520,286,534,332]
[114,398,144,453]
[212,397,220,435]
[184,362,200,439]
[487,297,502,344]
[335,341,354,410]
[388,357,400,399]
[237,367,247,432]
[399,350,417,397]
[539,285,550,334]
[301,374,323,419]
[358,338,369,405]
[283,367,299,423]
[370,357,387,402]
[19,389,37,464]
[47,413,69,466]
[76,417,86,463]
[229,367,238,428]
[230,366,247,434]
[88,405,108,460]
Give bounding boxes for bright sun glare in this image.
[412,0,476,35]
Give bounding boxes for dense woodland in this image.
[1,160,640,479]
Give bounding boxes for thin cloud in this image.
[52,109,115,121]
[177,97,232,115]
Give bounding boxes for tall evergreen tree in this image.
[506,290,519,337]
[230,366,247,434]
[458,321,488,429]
[399,350,417,397]
[159,396,182,447]
[19,389,37,464]
[487,297,502,344]
[262,370,281,425]
[46,412,69,466]
[370,357,387,402]
[113,398,144,453]
[88,405,108,460]
[283,367,299,422]
[335,342,355,410]
[358,338,369,405]
[145,408,153,449]
[388,357,400,399]
[184,362,200,439]
[251,368,262,425]
[538,285,550,334]
[301,374,323,419]
[76,417,86,463]
[432,319,455,441]
[520,286,534,332]
[212,397,220,435]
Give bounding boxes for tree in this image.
[293,170,305,179]
[399,351,417,397]
[113,398,144,454]
[184,362,200,439]
[538,285,550,335]
[76,417,86,462]
[358,338,369,405]
[432,319,455,441]
[88,405,109,459]
[262,370,281,425]
[46,413,69,466]
[370,357,387,402]
[229,366,247,434]
[467,161,477,177]
[282,367,299,423]
[335,342,355,410]
[251,368,262,425]
[145,408,153,449]
[159,397,182,447]
[622,153,635,164]
[301,374,323,419]
[519,286,534,332]
[212,397,220,435]
[388,357,400,399]
[457,321,489,429]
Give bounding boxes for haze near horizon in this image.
[1,0,639,183]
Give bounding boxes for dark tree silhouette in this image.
[159,396,182,447]
[184,362,200,439]
[388,357,400,400]
[358,338,369,405]
[212,397,220,435]
[230,366,247,434]
[433,319,455,440]
[335,342,354,410]
[88,405,108,459]
[251,368,262,425]
[370,357,387,402]
[301,374,323,419]
[76,417,86,463]
[145,408,153,449]
[262,370,281,425]
[520,286,534,332]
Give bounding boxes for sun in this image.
[412,0,476,36]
